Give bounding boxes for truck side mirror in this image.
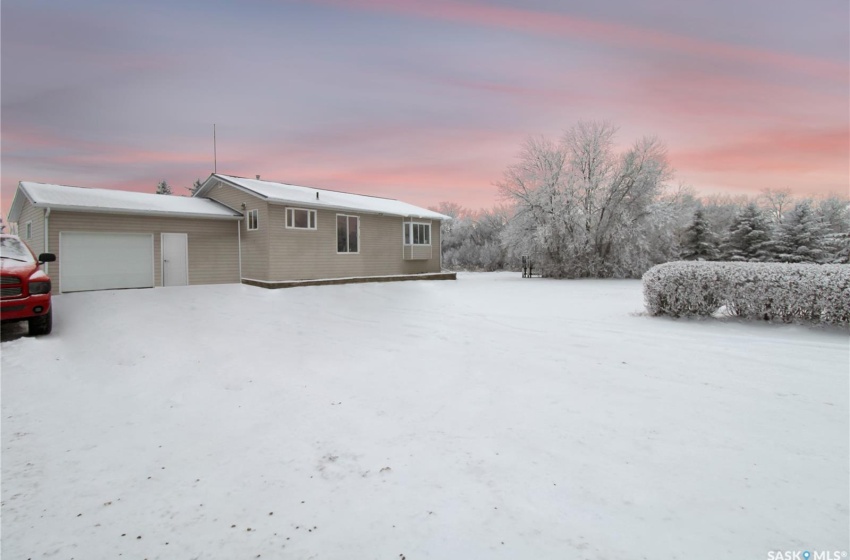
[38,253,56,263]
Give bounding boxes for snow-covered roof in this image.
[203,174,450,220]
[8,182,242,222]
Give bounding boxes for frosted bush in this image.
[643,262,850,326]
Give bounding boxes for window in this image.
[247,209,259,231]
[286,208,317,230]
[25,221,32,240]
[404,222,431,246]
[337,214,359,253]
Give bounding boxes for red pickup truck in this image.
[0,234,56,336]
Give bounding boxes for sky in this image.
[2,0,848,219]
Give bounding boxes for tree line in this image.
[155,179,202,196]
[432,120,849,277]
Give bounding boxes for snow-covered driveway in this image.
[2,272,848,559]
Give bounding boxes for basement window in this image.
[404,222,431,246]
[286,208,317,230]
[247,209,259,231]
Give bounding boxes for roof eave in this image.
[32,203,243,220]
[201,175,449,220]
[264,199,448,220]
[197,174,270,201]
[7,183,35,223]
[212,175,448,219]
[192,174,219,199]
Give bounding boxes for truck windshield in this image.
[0,237,36,263]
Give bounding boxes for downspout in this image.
[44,208,51,275]
[237,219,242,283]
[439,218,443,271]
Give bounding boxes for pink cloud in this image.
[2,124,211,167]
[313,0,847,80]
[670,126,850,198]
[54,149,211,167]
[671,126,849,174]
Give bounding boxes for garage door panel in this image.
[61,232,154,292]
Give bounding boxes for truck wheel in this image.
[28,309,52,336]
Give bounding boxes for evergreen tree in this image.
[815,194,850,235]
[773,201,827,263]
[155,180,172,195]
[720,203,773,261]
[680,208,719,260]
[187,178,203,196]
[822,232,850,263]
[815,195,850,262]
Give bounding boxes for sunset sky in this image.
[2,0,848,219]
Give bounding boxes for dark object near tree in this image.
[521,256,541,278]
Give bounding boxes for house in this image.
[7,174,451,293]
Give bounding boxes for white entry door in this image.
[162,233,189,286]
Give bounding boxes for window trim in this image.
[403,221,431,246]
[25,221,33,240]
[336,214,360,254]
[247,209,259,231]
[285,207,317,230]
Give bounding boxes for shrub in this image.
[642,262,850,326]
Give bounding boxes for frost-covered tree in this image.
[720,203,773,261]
[773,200,827,263]
[498,135,568,275]
[701,193,748,240]
[156,180,172,195]
[823,232,850,263]
[498,121,671,278]
[469,206,509,270]
[813,195,849,263]
[433,201,468,266]
[620,183,698,272]
[434,202,508,271]
[186,178,203,196]
[759,187,794,225]
[680,208,719,260]
[815,194,850,234]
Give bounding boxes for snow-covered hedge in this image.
[642,262,850,326]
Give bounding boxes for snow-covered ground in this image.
[2,272,848,559]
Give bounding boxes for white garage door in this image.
[60,232,154,293]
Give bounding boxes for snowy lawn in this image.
[2,272,848,559]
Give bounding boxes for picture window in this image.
[337,215,359,253]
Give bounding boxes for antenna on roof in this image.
[213,124,217,174]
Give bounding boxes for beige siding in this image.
[402,219,441,274]
[267,206,441,281]
[16,199,46,257]
[204,182,268,280]
[48,211,240,293]
[403,245,433,260]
